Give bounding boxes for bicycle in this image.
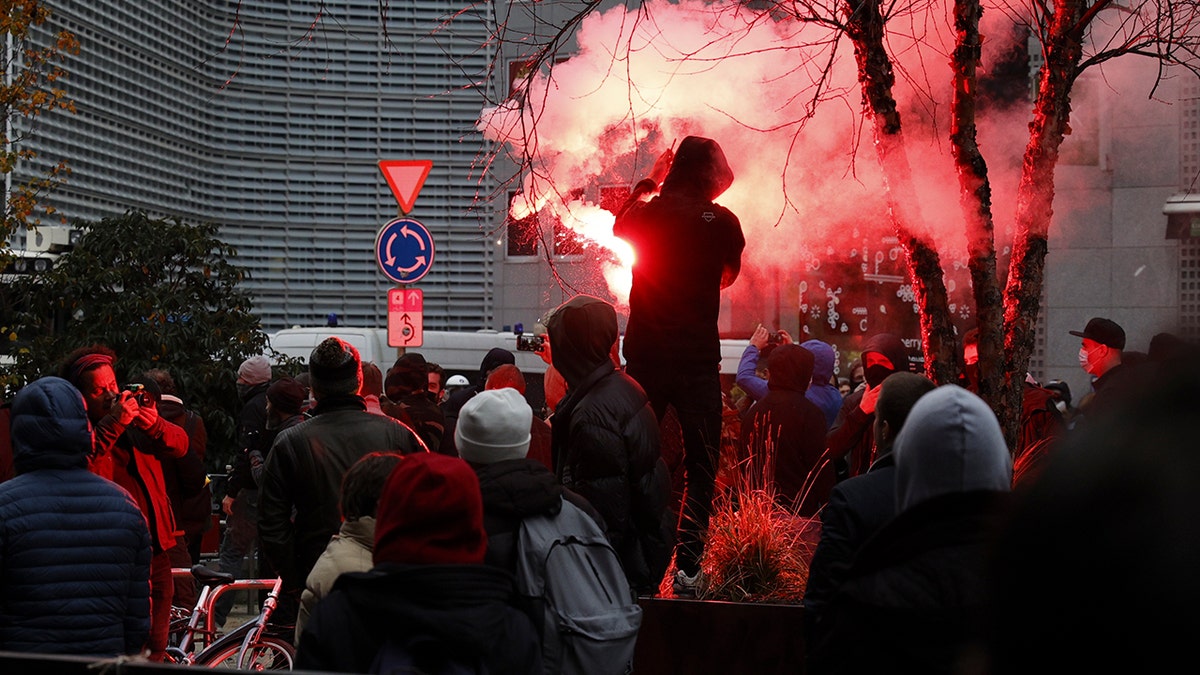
[167,564,295,670]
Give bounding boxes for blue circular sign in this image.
[375,217,435,283]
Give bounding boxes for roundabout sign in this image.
[375,217,435,283]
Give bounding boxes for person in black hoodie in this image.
[613,135,745,596]
[295,452,541,674]
[826,332,911,480]
[739,344,833,516]
[546,294,672,596]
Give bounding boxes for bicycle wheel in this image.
[194,621,291,670]
[238,636,295,671]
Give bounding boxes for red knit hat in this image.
[373,453,487,566]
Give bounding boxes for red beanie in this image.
[373,453,487,566]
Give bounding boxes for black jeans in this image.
[625,361,723,578]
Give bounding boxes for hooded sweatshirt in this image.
[614,136,746,367]
[807,385,1012,675]
[893,385,1012,511]
[801,339,843,430]
[827,332,912,478]
[545,295,673,593]
[1,377,152,656]
[740,345,834,515]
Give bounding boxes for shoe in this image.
[673,569,702,598]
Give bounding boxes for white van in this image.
[266,327,548,376]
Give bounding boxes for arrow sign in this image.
[379,160,432,214]
[388,288,423,347]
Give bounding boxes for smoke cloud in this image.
[476,0,1044,309]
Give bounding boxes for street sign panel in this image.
[375,217,435,283]
[379,160,432,214]
[388,288,423,347]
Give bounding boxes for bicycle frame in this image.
[168,566,279,665]
[191,576,293,670]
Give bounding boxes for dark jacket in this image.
[803,454,897,641]
[157,396,210,542]
[1012,381,1065,487]
[740,344,834,515]
[547,295,673,594]
[2,377,151,656]
[473,458,604,574]
[225,382,269,499]
[258,394,424,591]
[382,392,445,454]
[296,563,541,675]
[614,136,745,368]
[827,333,910,478]
[808,385,1012,675]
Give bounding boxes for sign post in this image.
[378,159,434,355]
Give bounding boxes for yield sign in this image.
[379,160,432,214]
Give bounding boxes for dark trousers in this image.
[625,361,723,577]
[149,549,175,661]
[168,540,196,610]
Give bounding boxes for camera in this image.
[766,331,785,345]
[123,383,149,405]
[516,333,545,352]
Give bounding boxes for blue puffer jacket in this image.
[0,377,152,656]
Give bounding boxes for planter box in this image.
[634,597,806,674]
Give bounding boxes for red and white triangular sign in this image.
[379,160,432,214]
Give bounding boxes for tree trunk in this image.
[843,0,960,384]
[1001,0,1092,439]
[949,0,1009,440]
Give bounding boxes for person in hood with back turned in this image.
[546,294,673,596]
[739,344,834,515]
[0,377,152,657]
[807,385,1013,675]
[613,135,745,597]
[826,332,911,481]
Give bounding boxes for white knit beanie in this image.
[455,388,532,464]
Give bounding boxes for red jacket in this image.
[90,412,189,553]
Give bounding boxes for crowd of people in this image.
[2,134,1200,673]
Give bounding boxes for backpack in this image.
[515,498,643,675]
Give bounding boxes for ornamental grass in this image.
[661,418,820,603]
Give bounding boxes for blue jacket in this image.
[1,377,152,656]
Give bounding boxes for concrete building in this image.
[10,1,1198,404]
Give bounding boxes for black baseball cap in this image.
[1069,317,1126,350]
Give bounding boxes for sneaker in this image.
[673,569,702,598]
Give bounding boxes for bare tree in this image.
[475,0,1200,446]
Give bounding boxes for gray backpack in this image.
[515,499,643,675]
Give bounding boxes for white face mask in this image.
[1055,400,1068,413]
[1078,346,1092,371]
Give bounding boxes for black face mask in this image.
[864,364,893,388]
[963,362,979,390]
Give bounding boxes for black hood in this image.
[862,332,911,383]
[659,136,734,201]
[766,344,814,393]
[11,376,93,473]
[477,348,515,387]
[546,295,619,388]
